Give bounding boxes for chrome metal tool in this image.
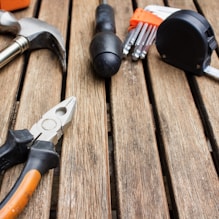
[0,10,66,71]
[123,5,179,60]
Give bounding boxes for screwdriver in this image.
[89,0,122,78]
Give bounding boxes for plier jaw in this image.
[0,96,76,219]
[29,96,76,145]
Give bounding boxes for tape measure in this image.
[156,10,219,79]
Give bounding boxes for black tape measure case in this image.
[156,10,218,76]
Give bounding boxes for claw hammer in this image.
[0,10,66,71]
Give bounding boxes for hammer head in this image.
[19,17,66,72]
[0,10,20,34]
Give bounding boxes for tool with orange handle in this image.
[0,96,76,219]
[123,5,180,60]
[0,0,30,11]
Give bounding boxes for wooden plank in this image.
[0,0,38,196]
[193,0,219,157]
[0,0,70,218]
[147,0,219,217]
[0,1,38,146]
[194,0,219,44]
[148,45,219,218]
[57,0,111,218]
[111,0,169,218]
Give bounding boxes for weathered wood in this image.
[57,0,111,218]
[0,0,38,197]
[0,0,218,218]
[193,0,219,158]
[148,45,219,218]
[146,1,219,216]
[111,0,169,218]
[0,0,70,218]
[0,1,38,145]
[168,0,219,168]
[195,0,219,44]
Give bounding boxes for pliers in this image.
[0,96,76,219]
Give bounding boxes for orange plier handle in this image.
[0,97,76,218]
[0,138,59,219]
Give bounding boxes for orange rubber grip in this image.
[0,170,41,219]
[0,140,59,218]
[0,0,30,11]
[129,8,163,30]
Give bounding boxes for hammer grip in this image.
[0,36,29,68]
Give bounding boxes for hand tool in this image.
[156,10,219,80]
[89,0,122,78]
[0,0,30,11]
[0,10,66,72]
[0,96,76,219]
[123,5,179,60]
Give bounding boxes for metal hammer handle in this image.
[0,36,29,68]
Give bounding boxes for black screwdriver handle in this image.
[90,3,122,78]
[0,129,33,173]
[95,4,116,33]
[0,140,59,218]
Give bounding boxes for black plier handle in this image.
[0,134,59,219]
[0,129,33,173]
[0,96,76,219]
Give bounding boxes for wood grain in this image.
[111,0,169,218]
[0,0,70,218]
[0,0,38,198]
[0,1,38,146]
[145,0,219,217]
[148,45,219,218]
[194,0,219,158]
[0,0,218,218]
[57,0,111,218]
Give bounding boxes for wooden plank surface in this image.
[0,1,37,146]
[194,0,219,159]
[0,0,218,218]
[147,0,219,218]
[0,0,38,200]
[0,0,70,218]
[57,0,111,218]
[148,46,219,218]
[111,0,169,218]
